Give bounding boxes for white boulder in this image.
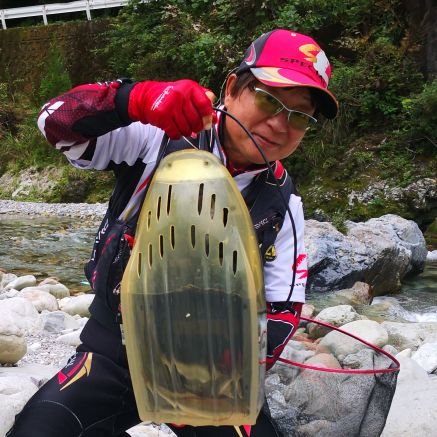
[319,320,389,361]
[4,275,37,291]
[412,343,437,374]
[0,273,18,290]
[40,310,80,333]
[382,355,437,436]
[0,335,27,364]
[59,294,94,317]
[381,321,437,350]
[17,287,58,312]
[0,364,58,436]
[307,305,363,339]
[56,328,83,347]
[39,283,70,299]
[0,297,40,335]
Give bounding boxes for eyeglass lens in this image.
[254,88,315,131]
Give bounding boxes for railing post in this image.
[1,10,6,30]
[85,0,92,20]
[42,4,48,25]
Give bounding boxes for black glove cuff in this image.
[268,301,299,316]
[115,78,136,124]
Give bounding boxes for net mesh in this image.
[264,317,399,437]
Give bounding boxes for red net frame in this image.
[278,316,400,374]
[264,316,400,436]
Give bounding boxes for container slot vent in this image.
[233,250,238,274]
[147,210,151,229]
[148,244,153,267]
[210,194,216,219]
[219,242,224,265]
[170,225,175,249]
[191,225,196,248]
[157,196,162,221]
[137,252,142,276]
[198,184,204,215]
[167,185,172,215]
[205,234,210,256]
[159,234,164,258]
[223,208,229,227]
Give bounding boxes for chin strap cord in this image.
[213,107,298,309]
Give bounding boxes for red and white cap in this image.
[236,29,338,118]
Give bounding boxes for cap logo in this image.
[299,44,330,86]
[244,43,257,66]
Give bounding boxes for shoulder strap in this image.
[244,162,295,262]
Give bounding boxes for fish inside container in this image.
[125,286,259,422]
[121,150,266,426]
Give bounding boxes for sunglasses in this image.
[253,87,317,131]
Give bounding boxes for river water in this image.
[0,215,97,294]
[1,215,436,322]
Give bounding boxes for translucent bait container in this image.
[121,150,266,426]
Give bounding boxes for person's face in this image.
[223,74,316,167]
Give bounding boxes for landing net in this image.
[264,316,400,437]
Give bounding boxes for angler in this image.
[8,29,338,437]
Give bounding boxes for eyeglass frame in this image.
[252,86,318,131]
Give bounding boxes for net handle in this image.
[277,316,400,374]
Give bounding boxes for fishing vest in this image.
[85,132,296,332]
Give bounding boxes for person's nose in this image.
[266,108,289,132]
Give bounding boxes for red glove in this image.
[266,302,302,370]
[128,79,215,139]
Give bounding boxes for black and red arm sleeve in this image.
[37,78,136,151]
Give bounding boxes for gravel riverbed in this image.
[0,200,107,219]
[17,331,76,368]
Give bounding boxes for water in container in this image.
[121,150,266,426]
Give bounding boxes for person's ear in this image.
[224,74,238,107]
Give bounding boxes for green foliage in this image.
[38,47,72,103]
[0,83,19,137]
[424,218,437,247]
[1,0,435,223]
[330,209,348,234]
[0,83,8,105]
[101,1,239,89]
[401,79,437,147]
[329,39,423,136]
[45,166,114,203]
[0,110,62,175]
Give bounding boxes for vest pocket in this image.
[85,216,133,316]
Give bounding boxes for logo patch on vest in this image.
[57,352,93,391]
[265,244,277,262]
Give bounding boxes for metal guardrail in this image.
[0,0,130,29]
